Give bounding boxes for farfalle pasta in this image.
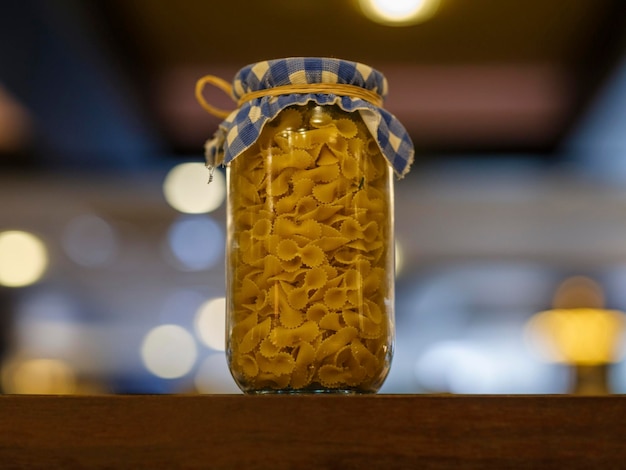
[226,103,394,393]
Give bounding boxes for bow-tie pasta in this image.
[227,104,393,393]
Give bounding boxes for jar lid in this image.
[202,57,414,178]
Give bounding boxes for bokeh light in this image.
[1,357,77,394]
[16,320,79,359]
[0,230,48,287]
[166,215,224,271]
[525,308,626,365]
[358,0,439,26]
[140,324,197,379]
[195,297,226,351]
[13,289,80,358]
[62,214,118,268]
[0,84,32,152]
[414,339,565,394]
[414,341,495,393]
[163,162,225,214]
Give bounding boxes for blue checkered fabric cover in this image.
[204,57,414,177]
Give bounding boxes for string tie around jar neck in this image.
[195,74,385,119]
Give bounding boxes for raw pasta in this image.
[227,103,393,393]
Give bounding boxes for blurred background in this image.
[1,0,626,395]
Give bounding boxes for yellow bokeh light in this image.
[358,0,439,26]
[163,162,225,214]
[1,358,76,394]
[0,230,48,287]
[525,308,626,366]
[195,297,226,351]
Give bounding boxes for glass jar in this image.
[197,57,413,394]
[227,103,394,393]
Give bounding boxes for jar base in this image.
[245,389,374,395]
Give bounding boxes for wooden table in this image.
[1,395,625,469]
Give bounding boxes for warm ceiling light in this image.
[358,0,439,26]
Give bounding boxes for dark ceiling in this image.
[105,0,617,66]
[1,0,626,170]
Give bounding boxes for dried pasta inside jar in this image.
[226,103,394,393]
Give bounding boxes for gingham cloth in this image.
[204,57,414,178]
